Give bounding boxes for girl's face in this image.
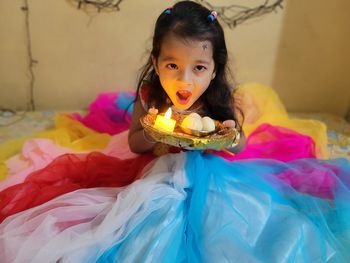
[153,33,216,110]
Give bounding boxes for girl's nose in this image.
[177,69,191,84]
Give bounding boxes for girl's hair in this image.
[136,1,242,129]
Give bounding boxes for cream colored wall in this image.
[272,0,350,116]
[0,0,349,116]
[0,1,29,109]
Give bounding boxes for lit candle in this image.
[154,108,176,133]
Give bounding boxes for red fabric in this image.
[0,152,155,222]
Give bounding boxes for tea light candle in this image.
[154,108,176,133]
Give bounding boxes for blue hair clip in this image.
[208,11,218,21]
[164,8,172,15]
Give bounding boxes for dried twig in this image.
[71,0,283,28]
[195,0,284,28]
[75,0,124,12]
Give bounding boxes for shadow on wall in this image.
[272,0,350,117]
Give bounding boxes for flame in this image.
[164,108,172,119]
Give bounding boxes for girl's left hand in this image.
[223,119,236,128]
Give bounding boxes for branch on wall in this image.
[194,0,284,28]
[68,0,284,26]
[22,0,36,111]
[73,0,124,12]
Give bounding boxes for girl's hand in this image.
[223,119,245,153]
[148,107,158,115]
[223,119,236,128]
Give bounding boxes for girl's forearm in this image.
[128,129,156,154]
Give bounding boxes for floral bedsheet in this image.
[291,113,350,160]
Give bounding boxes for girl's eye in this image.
[166,63,178,70]
[195,65,207,72]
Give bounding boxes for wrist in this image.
[142,129,157,144]
[226,129,240,150]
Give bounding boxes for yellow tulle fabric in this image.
[236,83,329,159]
[0,114,111,180]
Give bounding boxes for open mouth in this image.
[176,90,192,105]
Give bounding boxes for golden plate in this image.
[140,113,239,150]
[180,125,219,137]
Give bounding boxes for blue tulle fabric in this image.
[114,91,135,114]
[95,152,350,263]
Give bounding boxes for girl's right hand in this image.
[148,107,158,115]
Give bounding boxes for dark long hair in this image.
[135,1,242,130]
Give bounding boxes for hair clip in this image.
[164,8,172,15]
[208,11,218,21]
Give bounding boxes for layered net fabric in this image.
[1,152,350,262]
[71,92,133,135]
[0,114,112,180]
[214,123,316,162]
[0,152,154,222]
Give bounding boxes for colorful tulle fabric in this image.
[213,123,316,162]
[235,83,329,159]
[0,85,350,262]
[0,114,111,180]
[0,114,111,160]
[0,151,154,222]
[0,131,137,191]
[1,152,350,262]
[71,92,133,135]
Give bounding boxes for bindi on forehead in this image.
[198,41,212,53]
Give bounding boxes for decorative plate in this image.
[140,113,239,150]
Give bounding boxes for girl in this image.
[1,2,350,263]
[128,1,245,154]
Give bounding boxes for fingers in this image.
[223,119,235,128]
[148,107,158,115]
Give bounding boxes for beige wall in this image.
[272,0,350,115]
[0,0,349,117]
[0,1,29,109]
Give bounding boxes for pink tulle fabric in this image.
[275,160,338,199]
[215,124,316,162]
[71,92,132,135]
